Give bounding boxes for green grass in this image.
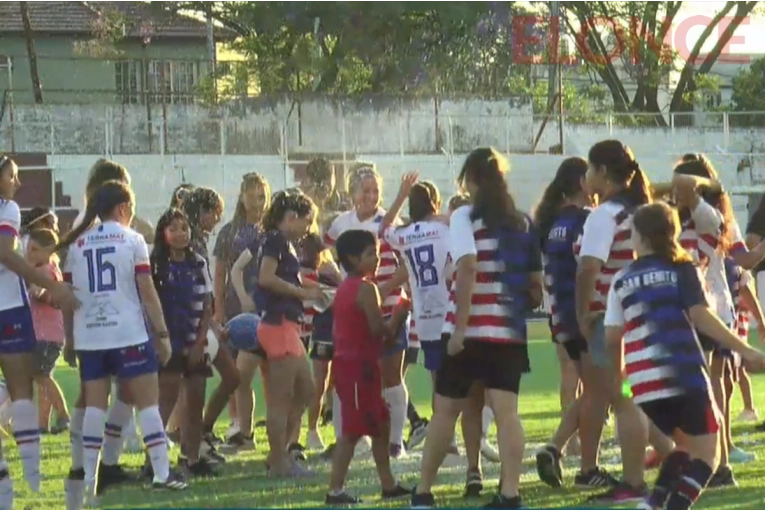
[11,321,765,508]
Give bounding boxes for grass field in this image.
[9,321,765,508]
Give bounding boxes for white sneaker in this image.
[306,429,325,450]
[480,437,500,463]
[737,409,759,422]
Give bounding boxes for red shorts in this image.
[333,357,388,438]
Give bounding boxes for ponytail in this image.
[57,201,98,252]
[653,238,692,264]
[625,168,653,207]
[533,180,565,242]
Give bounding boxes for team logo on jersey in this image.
[122,345,146,361]
[77,238,85,248]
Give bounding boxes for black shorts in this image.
[160,350,214,378]
[639,392,720,437]
[404,346,419,365]
[435,335,530,399]
[560,336,588,362]
[310,341,334,361]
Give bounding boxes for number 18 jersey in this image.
[63,221,151,351]
[384,221,450,342]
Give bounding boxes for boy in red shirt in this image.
[326,229,412,505]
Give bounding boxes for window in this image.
[114,60,199,105]
[704,91,722,109]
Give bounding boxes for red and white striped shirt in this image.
[441,206,521,343]
[324,208,404,316]
[578,200,636,313]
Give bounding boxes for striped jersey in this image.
[542,205,590,343]
[154,255,212,350]
[0,201,29,311]
[442,205,542,344]
[604,255,711,404]
[324,208,404,316]
[578,196,637,313]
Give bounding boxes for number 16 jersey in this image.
[63,221,151,351]
[384,221,450,342]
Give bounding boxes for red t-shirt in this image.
[332,275,382,361]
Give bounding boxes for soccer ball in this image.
[226,313,261,352]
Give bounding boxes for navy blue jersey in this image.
[605,255,711,404]
[542,205,590,343]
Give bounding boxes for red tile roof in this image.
[0,1,236,40]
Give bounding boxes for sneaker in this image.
[382,483,412,499]
[218,432,255,455]
[463,468,483,498]
[186,458,219,478]
[737,409,759,422]
[288,443,307,462]
[200,437,226,465]
[535,445,563,488]
[407,419,429,450]
[326,490,362,505]
[152,470,188,490]
[483,494,523,508]
[587,482,647,504]
[729,446,756,464]
[480,437,500,463]
[574,467,618,489]
[306,429,325,450]
[411,491,436,508]
[320,442,336,462]
[707,465,737,488]
[390,443,407,460]
[204,431,224,445]
[96,462,133,495]
[644,449,663,469]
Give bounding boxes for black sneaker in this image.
[464,467,483,498]
[535,445,563,488]
[708,465,737,488]
[319,442,336,461]
[201,437,226,465]
[152,470,188,490]
[288,443,307,462]
[187,458,219,478]
[205,431,224,445]
[96,462,133,495]
[574,467,618,489]
[382,483,411,500]
[411,491,436,508]
[325,491,362,505]
[484,494,523,509]
[406,419,429,450]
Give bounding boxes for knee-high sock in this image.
[69,407,85,470]
[383,384,408,447]
[138,406,170,482]
[81,407,106,488]
[11,400,41,492]
[102,398,134,466]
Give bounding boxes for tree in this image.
[19,2,43,103]
[731,55,765,125]
[562,1,756,125]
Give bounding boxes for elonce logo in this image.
[513,15,751,65]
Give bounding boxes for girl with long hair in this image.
[212,173,270,448]
[256,191,320,477]
[20,206,58,253]
[575,140,653,502]
[0,156,77,508]
[533,157,592,487]
[412,148,543,509]
[151,208,217,478]
[180,187,240,463]
[60,181,187,506]
[324,165,411,459]
[604,201,765,510]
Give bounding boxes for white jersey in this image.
[383,220,450,342]
[0,201,29,311]
[63,221,151,351]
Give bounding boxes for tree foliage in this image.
[731,55,765,125]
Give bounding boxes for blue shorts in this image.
[0,305,37,355]
[421,340,442,372]
[382,318,409,357]
[78,341,159,382]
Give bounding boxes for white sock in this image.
[11,399,40,492]
[0,460,13,510]
[138,406,170,482]
[69,407,85,470]
[102,398,134,466]
[332,390,343,441]
[82,407,106,487]
[383,384,408,447]
[482,406,494,437]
